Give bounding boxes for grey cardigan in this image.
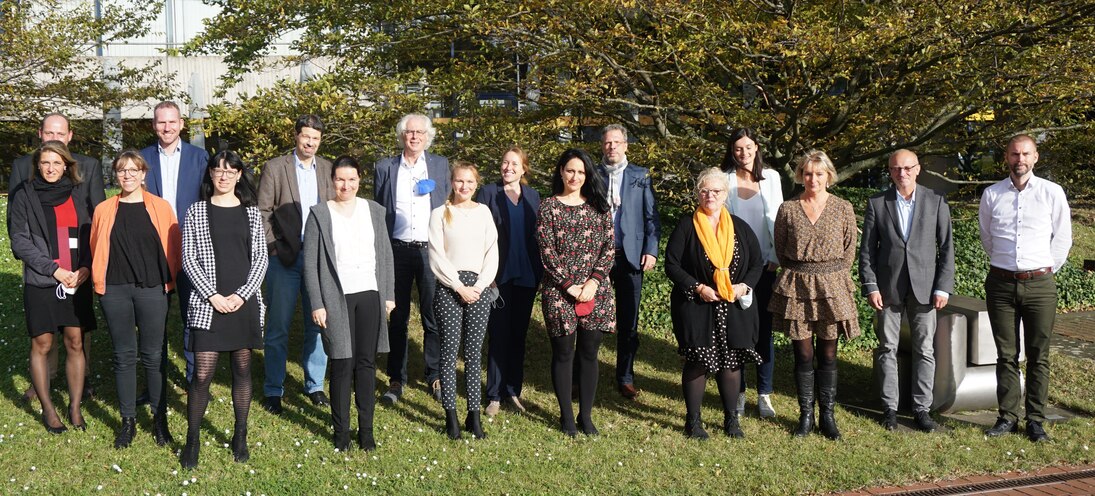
[302,199,393,359]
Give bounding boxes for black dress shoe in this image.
[881,408,897,431]
[114,417,137,448]
[308,391,330,407]
[1026,421,1051,442]
[985,417,1019,437]
[67,412,87,432]
[914,410,938,433]
[262,396,283,415]
[43,415,67,435]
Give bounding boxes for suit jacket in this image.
[598,163,660,270]
[372,151,451,237]
[858,186,955,305]
[140,141,210,227]
[8,152,105,233]
[476,181,543,285]
[257,153,335,266]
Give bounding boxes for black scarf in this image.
[31,177,74,207]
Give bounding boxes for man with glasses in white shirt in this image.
[373,113,451,405]
[979,134,1072,443]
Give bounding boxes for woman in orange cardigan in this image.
[90,150,181,450]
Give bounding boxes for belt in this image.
[989,266,1053,281]
[392,239,428,249]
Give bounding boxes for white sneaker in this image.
[736,393,746,414]
[758,394,776,418]
[485,400,501,417]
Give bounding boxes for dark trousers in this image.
[610,252,643,386]
[741,269,776,395]
[485,283,538,401]
[100,284,169,418]
[387,242,440,386]
[330,291,381,438]
[985,272,1057,423]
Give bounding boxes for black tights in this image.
[682,362,741,418]
[187,349,252,437]
[793,337,838,373]
[550,329,603,430]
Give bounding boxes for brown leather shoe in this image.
[618,383,639,399]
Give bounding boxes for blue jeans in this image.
[741,269,776,395]
[263,252,327,397]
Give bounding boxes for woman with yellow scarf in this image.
[665,167,764,440]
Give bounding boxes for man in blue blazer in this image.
[140,101,210,389]
[598,124,660,399]
[373,113,451,405]
[859,149,954,433]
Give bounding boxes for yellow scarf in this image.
[692,207,736,301]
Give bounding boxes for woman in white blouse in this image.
[721,127,785,419]
[303,156,395,452]
[429,161,499,440]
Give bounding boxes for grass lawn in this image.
[0,200,1092,495]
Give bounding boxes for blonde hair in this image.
[794,149,837,186]
[443,160,480,224]
[503,145,531,185]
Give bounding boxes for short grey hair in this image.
[395,113,437,149]
[601,123,628,141]
[694,167,731,198]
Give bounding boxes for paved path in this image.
[837,464,1095,495]
[1051,310,1095,361]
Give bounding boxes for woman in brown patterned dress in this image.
[537,148,616,437]
[768,150,860,441]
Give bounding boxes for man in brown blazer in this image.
[257,114,335,414]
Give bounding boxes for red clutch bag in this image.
[575,299,596,317]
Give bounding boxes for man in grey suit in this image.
[372,113,451,405]
[8,113,105,403]
[257,114,335,414]
[598,124,660,399]
[859,149,955,432]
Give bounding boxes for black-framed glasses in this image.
[116,168,142,177]
[211,169,240,178]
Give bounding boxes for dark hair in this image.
[32,140,81,183]
[201,150,257,206]
[720,127,767,182]
[551,148,609,214]
[295,114,325,135]
[331,155,362,179]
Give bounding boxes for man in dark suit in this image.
[598,124,660,399]
[257,114,335,414]
[373,113,451,405]
[139,101,210,386]
[8,112,105,403]
[859,149,954,433]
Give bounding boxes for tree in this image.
[189,0,1095,201]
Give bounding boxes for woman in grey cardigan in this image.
[303,156,395,452]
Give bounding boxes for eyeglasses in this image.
[115,168,142,177]
[699,189,725,197]
[889,164,919,174]
[403,129,428,137]
[211,169,240,178]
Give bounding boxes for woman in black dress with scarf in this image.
[665,167,763,439]
[9,141,95,434]
[180,150,268,469]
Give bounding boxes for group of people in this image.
[8,106,1072,471]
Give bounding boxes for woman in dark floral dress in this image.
[537,148,616,437]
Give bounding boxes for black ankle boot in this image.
[684,414,708,440]
[232,427,249,463]
[358,429,376,451]
[180,434,200,469]
[817,369,841,440]
[465,411,487,439]
[333,430,351,451]
[114,417,137,449]
[793,370,815,438]
[152,413,174,446]
[724,411,745,439]
[444,409,461,440]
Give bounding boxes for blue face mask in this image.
[414,178,436,195]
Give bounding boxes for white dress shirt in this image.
[294,152,320,240]
[979,174,1072,273]
[157,142,182,213]
[392,153,432,242]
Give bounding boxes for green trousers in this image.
[984,273,1057,423]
